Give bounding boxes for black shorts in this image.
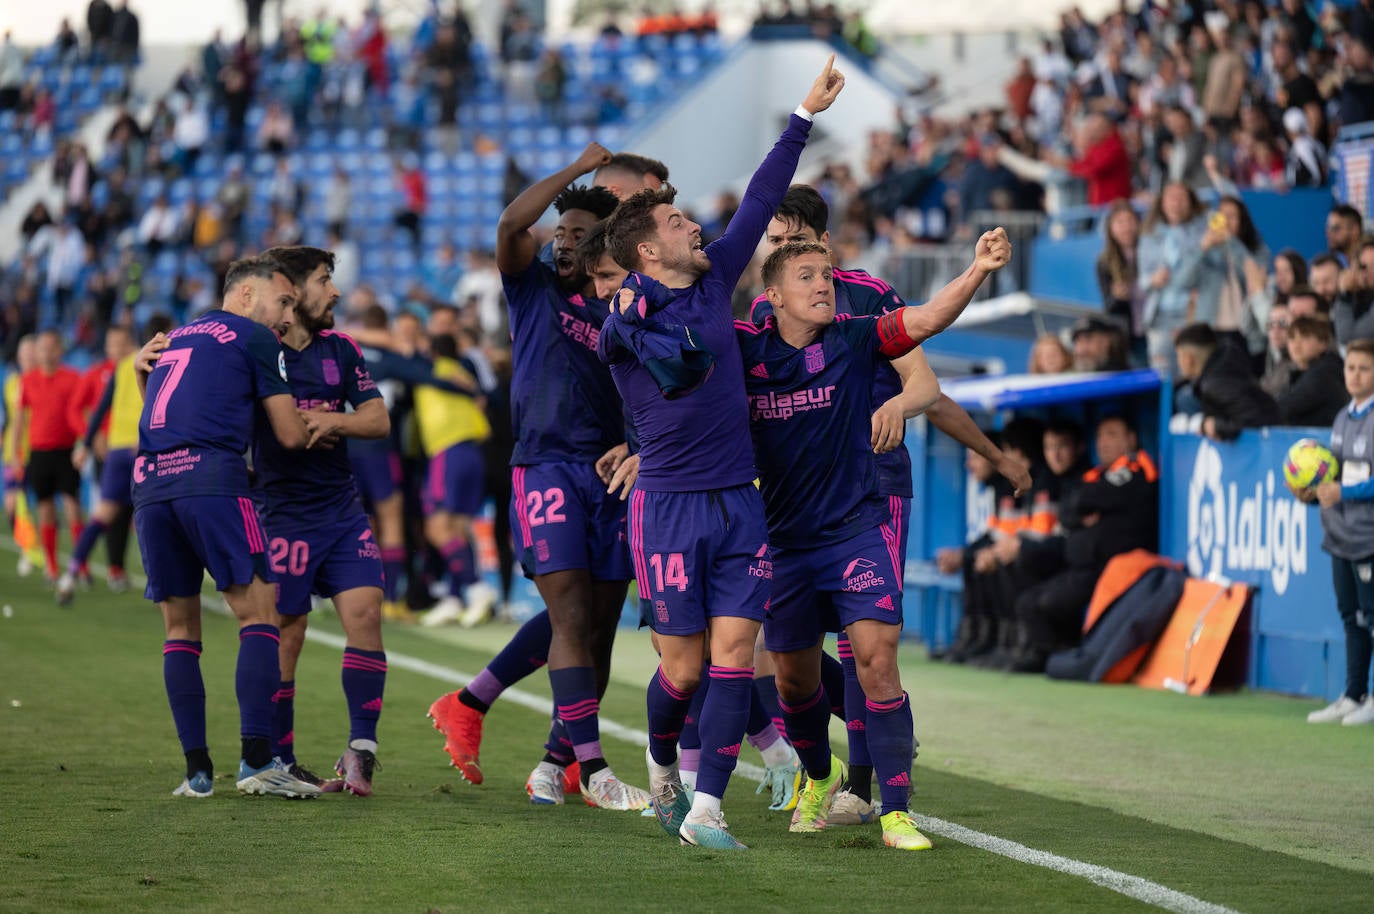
[27,449,80,501]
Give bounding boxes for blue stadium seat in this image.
[250,153,275,175]
[336,128,362,151]
[169,178,194,205]
[507,127,536,151]
[535,126,562,149]
[304,129,330,151]
[365,127,388,150]
[0,134,21,156]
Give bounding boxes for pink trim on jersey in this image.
[318,329,363,357]
[629,489,651,594]
[512,467,533,546]
[833,269,893,294]
[733,319,764,335]
[888,495,905,567]
[237,497,265,553]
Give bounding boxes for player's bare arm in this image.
[897,227,1011,346]
[496,142,613,276]
[301,397,390,449]
[871,347,940,454]
[261,393,309,449]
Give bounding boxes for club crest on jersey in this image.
[278,351,288,381]
[804,344,825,374]
[322,358,340,386]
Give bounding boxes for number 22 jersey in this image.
[133,310,290,507]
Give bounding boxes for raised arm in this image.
[496,142,612,276]
[876,228,1011,350]
[705,55,845,286]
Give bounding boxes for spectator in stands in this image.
[1201,15,1246,133]
[1139,182,1207,370]
[87,0,114,61]
[1138,51,1196,118]
[1326,204,1362,268]
[109,0,140,66]
[1278,315,1350,427]
[1009,415,1158,673]
[1202,195,1271,351]
[21,202,54,247]
[1288,284,1329,318]
[958,134,1020,221]
[220,59,252,153]
[1006,58,1036,124]
[1162,105,1209,189]
[536,48,567,126]
[0,31,22,112]
[1260,303,1296,399]
[1046,112,1132,206]
[393,157,426,250]
[1274,249,1311,303]
[1029,333,1073,374]
[47,219,89,326]
[1336,33,1374,128]
[425,21,473,128]
[1071,315,1129,372]
[500,5,540,103]
[1097,200,1141,338]
[266,156,302,211]
[1335,241,1374,344]
[256,100,295,155]
[1084,47,1134,119]
[1283,110,1328,189]
[1174,322,1280,440]
[323,164,351,238]
[55,18,80,62]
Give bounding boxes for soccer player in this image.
[60,319,169,604]
[430,142,646,811]
[9,330,85,585]
[737,231,1008,848]
[412,331,492,628]
[598,55,846,849]
[133,254,320,799]
[256,245,391,796]
[750,184,1030,822]
[3,335,44,576]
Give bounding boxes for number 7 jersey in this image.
[133,309,291,507]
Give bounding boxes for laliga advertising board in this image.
[1167,429,1345,698]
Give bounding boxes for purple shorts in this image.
[423,441,485,516]
[510,461,630,581]
[134,495,273,603]
[764,521,905,653]
[629,483,770,637]
[3,464,19,492]
[264,511,384,616]
[99,447,136,505]
[351,447,400,508]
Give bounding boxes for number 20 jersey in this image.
[133,310,291,508]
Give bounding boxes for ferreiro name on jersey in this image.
[749,385,836,421]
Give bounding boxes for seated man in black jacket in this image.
[1174,322,1279,440]
[1278,315,1349,427]
[1008,416,1159,673]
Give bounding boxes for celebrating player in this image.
[257,246,392,796]
[751,184,1029,822]
[133,255,319,799]
[598,54,845,850]
[431,142,647,811]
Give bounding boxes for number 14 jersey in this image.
[133,310,291,507]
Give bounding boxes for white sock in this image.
[349,739,378,753]
[760,740,795,769]
[686,790,721,821]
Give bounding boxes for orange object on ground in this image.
[1133,579,1251,695]
[1079,549,1180,683]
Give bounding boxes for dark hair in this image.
[1219,196,1263,256]
[360,304,389,330]
[1144,182,1201,231]
[430,333,458,360]
[223,254,289,297]
[605,183,678,271]
[1098,199,1139,289]
[554,184,619,220]
[598,152,670,185]
[575,219,610,274]
[1174,322,1218,351]
[1287,284,1329,314]
[260,246,335,286]
[760,241,830,288]
[1288,314,1333,343]
[1309,252,1339,272]
[1348,338,1374,359]
[1332,203,1363,230]
[141,313,175,342]
[1097,413,1137,435]
[774,184,829,240]
[1044,418,1085,446]
[1000,417,1045,463]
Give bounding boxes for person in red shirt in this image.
[393,158,427,249]
[68,327,130,456]
[10,330,85,582]
[1047,112,1133,207]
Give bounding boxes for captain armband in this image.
[876,308,917,357]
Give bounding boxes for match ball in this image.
[1284,438,1339,492]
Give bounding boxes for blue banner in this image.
[1166,429,1343,699]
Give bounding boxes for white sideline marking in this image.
[307,628,1243,914]
[11,545,1242,914]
